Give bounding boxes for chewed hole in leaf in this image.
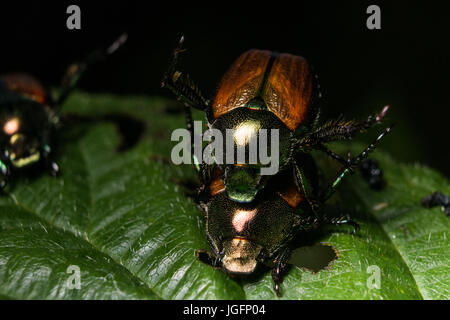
[288,243,338,273]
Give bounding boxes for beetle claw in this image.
[334,216,360,234]
[375,105,390,122]
[174,35,187,55]
[50,161,60,177]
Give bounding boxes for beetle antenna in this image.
[106,33,128,55]
[161,35,211,111]
[54,32,128,109]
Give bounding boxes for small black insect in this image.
[421,191,450,217]
[0,34,127,190]
[360,159,385,190]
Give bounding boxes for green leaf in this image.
[0,92,448,300]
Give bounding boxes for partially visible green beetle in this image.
[0,34,127,189]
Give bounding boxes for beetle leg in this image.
[195,239,224,269]
[320,125,393,203]
[41,144,59,177]
[161,36,211,115]
[165,38,211,184]
[272,248,291,297]
[319,215,360,234]
[295,106,390,150]
[48,161,60,177]
[315,145,386,190]
[293,164,319,215]
[0,159,10,190]
[183,103,196,169]
[182,102,210,185]
[317,144,351,166]
[55,33,128,108]
[195,249,218,267]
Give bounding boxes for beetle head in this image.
[221,237,262,275]
[223,165,263,202]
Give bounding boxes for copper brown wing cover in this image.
[0,73,48,105]
[212,50,271,119]
[263,53,313,131]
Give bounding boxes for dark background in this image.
[1,1,449,177]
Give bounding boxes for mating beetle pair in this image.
[162,36,392,295]
[0,34,127,190]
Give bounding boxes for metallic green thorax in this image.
[224,166,263,203]
[0,90,56,186]
[212,107,292,203]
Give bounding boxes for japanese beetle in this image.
[196,151,371,296]
[196,133,390,296]
[162,36,391,209]
[163,37,393,295]
[0,34,127,189]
